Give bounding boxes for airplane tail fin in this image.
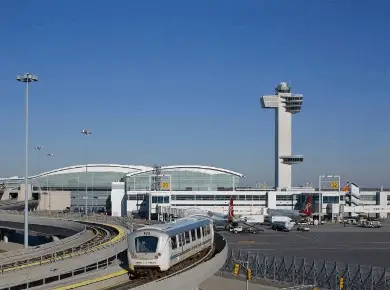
[299,195,312,216]
[228,197,234,222]
[342,182,350,192]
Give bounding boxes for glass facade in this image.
[323,196,339,204]
[29,171,130,212]
[170,194,265,201]
[126,169,240,192]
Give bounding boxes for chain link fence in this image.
[220,249,390,290]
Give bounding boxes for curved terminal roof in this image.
[31,164,152,179]
[0,164,152,181]
[0,164,244,183]
[125,165,244,178]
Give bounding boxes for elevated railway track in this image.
[0,225,92,264]
[0,222,120,274]
[98,234,225,290]
[0,213,227,290]
[0,219,127,290]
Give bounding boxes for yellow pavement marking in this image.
[53,269,128,290]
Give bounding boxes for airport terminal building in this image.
[0,164,151,212]
[1,83,388,219]
[1,163,390,219]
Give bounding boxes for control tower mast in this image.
[260,82,304,190]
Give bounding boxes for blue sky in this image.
[1,0,389,187]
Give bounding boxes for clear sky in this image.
[1,0,389,187]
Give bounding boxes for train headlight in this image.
[130,252,137,259]
[155,253,161,259]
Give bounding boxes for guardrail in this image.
[0,223,128,289]
[221,249,390,290]
[0,253,125,290]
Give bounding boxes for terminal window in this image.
[152,196,170,203]
[276,195,292,201]
[323,196,339,204]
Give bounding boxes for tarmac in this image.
[224,223,390,268]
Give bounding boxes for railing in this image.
[221,249,390,290]
[0,214,128,274]
[0,253,126,290]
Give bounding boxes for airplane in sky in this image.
[266,195,313,220]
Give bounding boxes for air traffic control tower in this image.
[260,82,304,190]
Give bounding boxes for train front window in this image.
[135,236,159,253]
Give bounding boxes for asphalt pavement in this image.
[223,223,390,268]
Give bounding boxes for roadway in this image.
[224,223,390,268]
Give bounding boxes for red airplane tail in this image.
[299,195,312,216]
[228,197,234,222]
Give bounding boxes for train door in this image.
[179,233,185,253]
[196,227,202,245]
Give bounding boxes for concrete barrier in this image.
[133,234,228,290]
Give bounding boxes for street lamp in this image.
[16,72,38,248]
[81,129,91,215]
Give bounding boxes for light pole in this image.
[16,72,38,248]
[46,153,54,210]
[34,146,54,211]
[81,129,91,215]
[34,145,44,210]
[318,175,340,223]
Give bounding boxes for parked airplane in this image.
[206,198,264,228]
[266,195,313,221]
[204,198,235,226]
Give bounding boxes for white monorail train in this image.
[127,217,214,272]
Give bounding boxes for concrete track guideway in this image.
[0,219,128,290]
[52,233,228,290]
[0,222,120,274]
